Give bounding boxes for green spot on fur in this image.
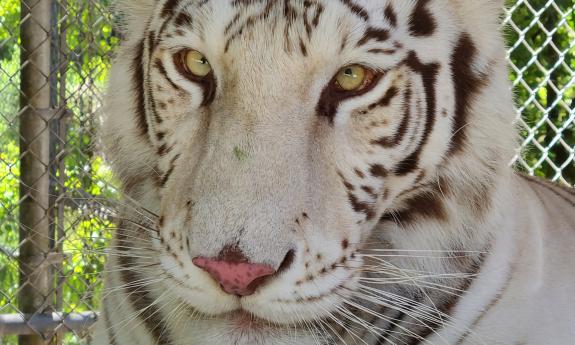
[233,146,248,161]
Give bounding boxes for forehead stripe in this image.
[409,0,436,37]
[338,0,369,21]
[161,0,181,18]
[384,4,398,28]
[224,1,276,53]
[357,27,390,46]
[175,11,193,27]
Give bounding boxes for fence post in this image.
[18,0,53,343]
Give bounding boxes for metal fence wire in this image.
[0,0,573,344]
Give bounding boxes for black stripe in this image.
[161,0,180,17]
[347,191,376,220]
[384,4,398,28]
[371,85,410,148]
[117,223,173,345]
[160,154,181,187]
[225,13,241,35]
[147,32,157,58]
[357,27,390,46]
[224,1,275,53]
[407,252,487,345]
[375,309,409,344]
[370,164,389,178]
[175,11,192,27]
[383,188,448,224]
[372,249,489,345]
[369,86,399,110]
[148,86,163,125]
[395,52,439,175]
[131,39,150,141]
[339,0,369,21]
[153,59,183,91]
[409,0,436,37]
[102,301,118,345]
[448,33,489,156]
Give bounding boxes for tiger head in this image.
[103,0,516,342]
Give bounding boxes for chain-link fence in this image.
[506,0,575,185]
[0,0,573,344]
[1,0,117,344]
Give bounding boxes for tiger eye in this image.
[183,50,212,77]
[335,65,369,91]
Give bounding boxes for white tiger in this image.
[93,0,575,344]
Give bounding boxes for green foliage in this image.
[506,0,575,185]
[0,0,19,61]
[0,0,119,343]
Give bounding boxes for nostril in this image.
[192,256,276,297]
[277,249,296,275]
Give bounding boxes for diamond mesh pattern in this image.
[0,1,573,344]
[505,0,575,186]
[1,0,118,343]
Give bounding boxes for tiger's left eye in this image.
[334,65,375,92]
[177,50,212,78]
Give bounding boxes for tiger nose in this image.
[192,257,276,296]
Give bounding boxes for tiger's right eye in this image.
[176,50,212,78]
[334,65,375,92]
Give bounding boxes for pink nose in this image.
[192,257,276,296]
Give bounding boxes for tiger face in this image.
[103,0,515,342]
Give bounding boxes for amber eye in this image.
[334,65,375,92]
[178,50,212,78]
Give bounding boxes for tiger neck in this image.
[355,168,518,345]
[374,152,516,266]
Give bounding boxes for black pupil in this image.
[345,68,353,76]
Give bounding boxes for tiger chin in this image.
[93,0,575,344]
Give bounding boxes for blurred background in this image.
[0,0,573,344]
